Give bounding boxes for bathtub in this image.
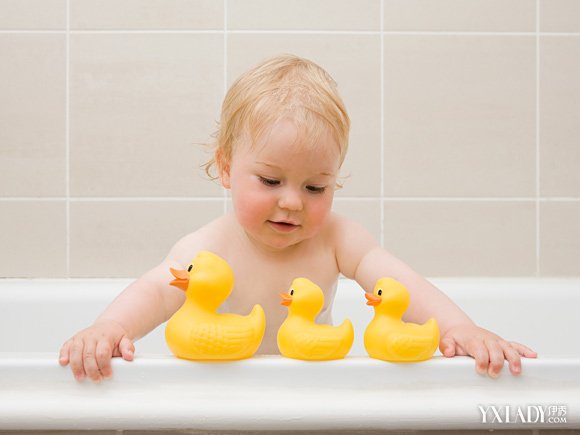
[0,278,579,431]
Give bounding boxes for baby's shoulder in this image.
[324,212,369,239]
[323,212,379,279]
[324,211,378,253]
[165,214,234,267]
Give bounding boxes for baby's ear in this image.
[216,150,231,189]
[219,166,231,189]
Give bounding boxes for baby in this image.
[59,54,536,382]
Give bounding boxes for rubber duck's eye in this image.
[290,289,294,296]
[187,264,193,272]
[378,289,382,296]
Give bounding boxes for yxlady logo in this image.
[479,404,567,424]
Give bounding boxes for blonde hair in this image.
[204,54,350,180]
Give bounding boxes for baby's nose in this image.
[278,188,303,211]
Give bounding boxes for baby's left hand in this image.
[439,324,537,377]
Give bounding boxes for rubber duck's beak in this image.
[169,268,189,291]
[280,292,292,306]
[365,293,381,306]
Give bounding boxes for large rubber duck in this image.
[277,277,354,361]
[364,277,440,362]
[165,251,265,360]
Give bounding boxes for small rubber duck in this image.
[165,251,265,361]
[364,277,440,362]
[277,277,354,361]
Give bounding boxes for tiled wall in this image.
[1,0,579,278]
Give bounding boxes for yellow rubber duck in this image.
[277,277,354,361]
[165,251,265,361]
[364,277,440,362]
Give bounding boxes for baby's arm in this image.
[333,215,536,377]
[58,232,201,382]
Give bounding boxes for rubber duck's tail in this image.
[424,318,441,348]
[249,304,267,337]
[339,319,355,349]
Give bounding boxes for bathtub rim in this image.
[0,353,579,431]
[1,277,579,430]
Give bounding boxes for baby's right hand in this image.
[58,320,135,382]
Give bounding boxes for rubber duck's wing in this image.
[292,332,343,360]
[188,322,259,355]
[387,332,436,357]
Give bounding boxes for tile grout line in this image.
[2,29,580,36]
[380,0,385,249]
[223,0,228,216]
[536,0,541,277]
[65,0,71,278]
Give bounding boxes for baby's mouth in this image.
[268,220,300,233]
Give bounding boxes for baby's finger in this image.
[83,340,103,382]
[69,338,86,381]
[119,336,135,361]
[454,343,469,356]
[466,339,489,375]
[58,340,71,366]
[486,339,505,378]
[95,340,114,379]
[510,341,538,358]
[501,341,523,376]
[439,337,456,357]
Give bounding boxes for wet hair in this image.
[203,54,350,181]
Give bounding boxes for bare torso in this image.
[169,212,341,354]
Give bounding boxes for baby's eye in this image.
[306,185,326,194]
[259,176,280,187]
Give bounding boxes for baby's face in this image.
[221,118,340,252]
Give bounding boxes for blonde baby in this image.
[59,54,536,382]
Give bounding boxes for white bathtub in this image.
[0,278,579,431]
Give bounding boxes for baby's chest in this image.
[224,252,339,314]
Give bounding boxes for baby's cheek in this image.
[233,195,268,228]
[307,198,333,228]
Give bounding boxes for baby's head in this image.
[205,54,350,180]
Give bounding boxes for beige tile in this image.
[540,37,580,197]
[0,0,66,29]
[541,0,580,32]
[540,201,580,276]
[227,34,381,198]
[384,0,535,32]
[0,34,66,197]
[539,430,580,434]
[123,432,391,435]
[332,198,381,242]
[123,430,537,435]
[0,431,543,435]
[383,200,536,276]
[0,201,66,277]
[6,432,120,435]
[229,0,380,31]
[70,200,224,277]
[69,34,224,198]
[426,431,533,435]
[383,35,536,198]
[70,0,223,30]
[0,432,119,435]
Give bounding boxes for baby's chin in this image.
[243,227,308,252]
